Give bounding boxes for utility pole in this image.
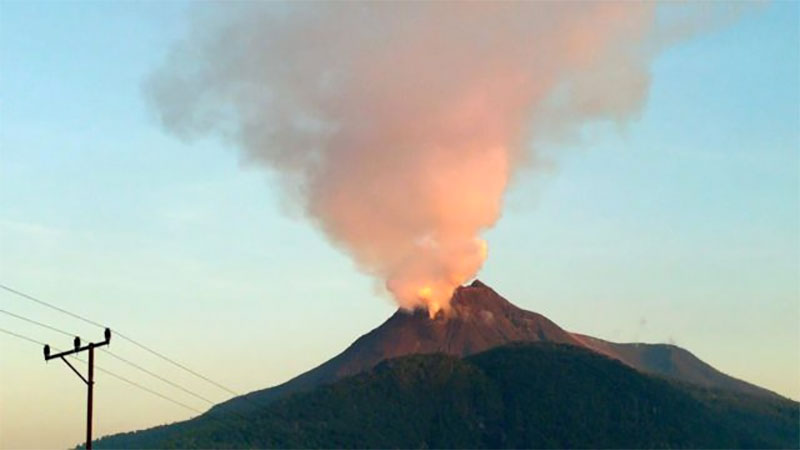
[44,328,111,450]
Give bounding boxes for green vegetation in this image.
[94,343,799,449]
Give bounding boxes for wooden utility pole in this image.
[44,328,111,450]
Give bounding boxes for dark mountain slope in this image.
[214,280,583,412]
[215,280,777,414]
[573,333,779,399]
[93,344,799,449]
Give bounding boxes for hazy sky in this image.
[1,2,798,449]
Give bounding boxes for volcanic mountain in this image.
[94,280,796,448]
[215,279,776,414]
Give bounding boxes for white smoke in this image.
[147,2,741,313]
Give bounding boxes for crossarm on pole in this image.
[60,355,89,385]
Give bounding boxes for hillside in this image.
[93,343,799,449]
[573,333,777,398]
[214,280,776,414]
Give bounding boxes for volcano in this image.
[216,280,776,413]
[94,280,797,449]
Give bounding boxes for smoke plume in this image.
[148,3,731,315]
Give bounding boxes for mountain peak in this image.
[307,281,583,382]
[413,279,512,321]
[213,280,779,414]
[468,278,489,289]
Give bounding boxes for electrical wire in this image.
[112,332,239,396]
[101,349,217,405]
[0,284,271,422]
[0,308,75,338]
[1,308,222,407]
[0,327,200,411]
[89,364,245,433]
[0,283,240,396]
[0,284,105,328]
[93,364,205,414]
[0,327,46,346]
[0,327,243,433]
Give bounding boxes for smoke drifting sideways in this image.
[147,3,739,316]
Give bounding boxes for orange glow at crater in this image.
[417,286,433,299]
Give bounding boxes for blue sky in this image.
[1,2,798,448]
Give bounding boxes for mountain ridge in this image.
[571,333,778,398]
[94,343,799,449]
[215,279,779,414]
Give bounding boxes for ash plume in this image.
[147,3,738,314]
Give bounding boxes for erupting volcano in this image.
[92,280,796,448]
[213,280,776,413]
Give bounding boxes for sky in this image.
[0,2,798,449]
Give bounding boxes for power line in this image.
[0,328,236,425]
[0,284,105,328]
[0,284,273,422]
[0,283,240,396]
[67,352,247,435]
[1,308,225,407]
[101,349,217,405]
[0,327,46,346]
[93,363,204,415]
[80,360,246,439]
[113,332,239,396]
[0,308,75,338]
[0,298,263,440]
[88,363,248,437]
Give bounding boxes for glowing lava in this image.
[416,285,441,318]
